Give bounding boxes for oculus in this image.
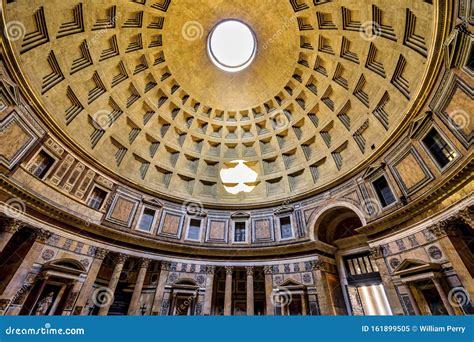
[207,20,257,72]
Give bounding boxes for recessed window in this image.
[422,128,458,169]
[234,222,246,242]
[186,219,202,241]
[279,216,293,239]
[31,151,55,179]
[138,208,156,232]
[207,20,257,72]
[87,187,107,210]
[372,175,396,208]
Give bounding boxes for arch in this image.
[308,201,366,244]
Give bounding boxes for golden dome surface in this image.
[3,0,439,207]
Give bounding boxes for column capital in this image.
[139,258,151,269]
[428,222,449,238]
[1,220,24,234]
[457,207,473,228]
[263,265,273,275]
[225,266,233,275]
[116,253,128,264]
[95,248,109,260]
[310,259,321,270]
[205,265,216,274]
[246,266,254,276]
[369,246,384,259]
[34,228,52,243]
[161,261,171,271]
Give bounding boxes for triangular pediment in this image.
[362,163,385,179]
[409,111,432,139]
[392,258,441,276]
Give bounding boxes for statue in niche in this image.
[34,292,55,315]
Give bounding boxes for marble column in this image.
[98,253,128,316]
[409,283,430,315]
[74,248,108,315]
[429,223,474,300]
[310,259,335,315]
[151,261,170,315]
[0,220,22,253]
[370,247,404,315]
[224,266,233,315]
[1,228,52,300]
[405,284,421,315]
[127,258,150,315]
[431,276,455,315]
[263,266,274,316]
[203,265,215,315]
[301,293,308,315]
[246,266,254,316]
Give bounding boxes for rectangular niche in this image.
[205,218,229,243]
[389,147,433,196]
[252,217,274,243]
[104,188,141,227]
[157,210,184,239]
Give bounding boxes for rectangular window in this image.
[186,219,202,240]
[87,187,107,210]
[372,175,396,207]
[234,222,246,242]
[32,151,55,179]
[422,128,457,168]
[138,208,156,231]
[279,216,293,239]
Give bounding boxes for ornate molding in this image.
[246,266,254,276]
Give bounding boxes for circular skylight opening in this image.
[207,20,257,73]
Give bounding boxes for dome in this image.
[3,0,440,207]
